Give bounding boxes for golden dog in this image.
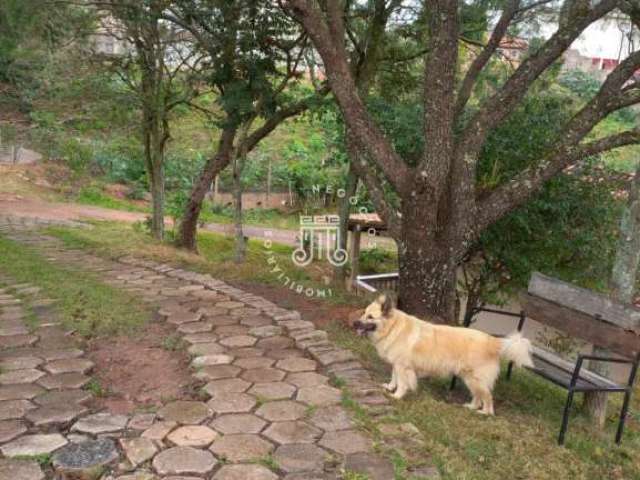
[353,294,533,415]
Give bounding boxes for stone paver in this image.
[219,335,257,348]
[71,412,129,434]
[0,419,27,443]
[0,458,44,480]
[33,389,92,406]
[248,382,296,400]
[273,443,328,473]
[0,356,43,371]
[0,399,35,420]
[297,385,341,406]
[1,433,68,456]
[286,372,329,388]
[343,452,396,480]
[152,446,217,476]
[158,401,213,425]
[194,365,240,380]
[209,434,274,462]
[309,406,354,431]
[210,413,266,434]
[120,437,159,467]
[207,393,256,414]
[276,357,317,372]
[212,464,278,480]
[256,400,308,422]
[0,369,45,385]
[53,438,119,478]
[141,421,177,441]
[319,430,372,455]
[188,342,225,356]
[43,358,94,375]
[177,322,213,334]
[233,357,275,369]
[25,404,88,427]
[204,378,251,397]
[38,372,90,390]
[166,425,218,447]
[263,421,322,444]
[0,383,45,401]
[241,367,286,383]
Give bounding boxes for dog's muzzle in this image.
[353,320,377,336]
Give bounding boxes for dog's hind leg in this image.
[462,376,494,415]
[382,368,397,392]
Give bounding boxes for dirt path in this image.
[0,193,397,250]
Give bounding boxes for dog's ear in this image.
[380,291,396,317]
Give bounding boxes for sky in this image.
[572,19,636,59]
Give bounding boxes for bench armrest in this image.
[571,354,640,389]
[577,354,636,366]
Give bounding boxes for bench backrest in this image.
[519,272,640,358]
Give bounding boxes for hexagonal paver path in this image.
[0,220,439,479]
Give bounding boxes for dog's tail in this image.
[500,332,534,368]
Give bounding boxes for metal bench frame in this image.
[451,306,640,445]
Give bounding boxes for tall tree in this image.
[285,0,640,321]
[102,0,197,239]
[166,0,327,251]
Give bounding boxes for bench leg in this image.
[506,361,514,380]
[615,389,632,444]
[558,390,575,445]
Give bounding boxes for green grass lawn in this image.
[0,235,149,337]
[74,185,149,213]
[328,322,640,480]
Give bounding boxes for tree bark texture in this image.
[178,127,237,251]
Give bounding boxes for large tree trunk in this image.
[585,162,640,425]
[397,198,458,322]
[178,127,237,251]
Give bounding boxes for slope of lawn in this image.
[0,235,149,337]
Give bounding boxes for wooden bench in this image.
[453,272,640,445]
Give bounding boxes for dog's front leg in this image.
[382,367,397,392]
[392,367,416,399]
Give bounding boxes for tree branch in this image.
[475,128,640,234]
[284,0,410,191]
[455,0,520,118]
[458,0,618,161]
[473,47,640,234]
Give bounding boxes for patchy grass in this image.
[85,378,109,397]
[327,321,640,480]
[0,235,149,337]
[45,221,355,304]
[200,204,301,231]
[75,185,148,213]
[161,333,186,352]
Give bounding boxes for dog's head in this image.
[353,293,395,337]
